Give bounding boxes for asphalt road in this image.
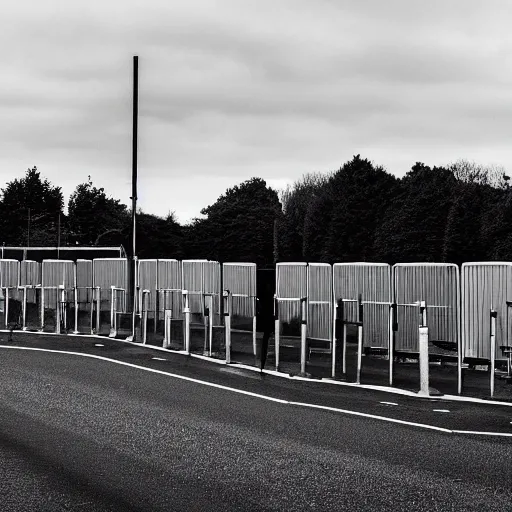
[1,340,512,511]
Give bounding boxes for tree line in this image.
[1,156,510,267]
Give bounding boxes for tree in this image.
[188,178,281,266]
[375,163,457,263]
[0,166,64,246]
[136,211,183,259]
[67,177,130,247]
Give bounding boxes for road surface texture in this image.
[0,334,511,511]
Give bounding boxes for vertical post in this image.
[163,308,172,349]
[74,287,79,334]
[490,309,497,398]
[331,300,338,379]
[4,289,8,328]
[252,297,257,357]
[62,286,67,332]
[40,286,44,331]
[56,288,61,335]
[274,295,280,371]
[95,286,100,334]
[22,287,27,330]
[110,286,115,336]
[183,290,190,354]
[224,291,231,364]
[418,301,430,396]
[208,295,214,357]
[142,290,148,345]
[389,303,396,386]
[128,55,139,342]
[300,297,307,376]
[356,294,363,385]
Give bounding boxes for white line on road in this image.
[380,402,399,406]
[94,344,104,347]
[1,345,511,438]
[152,357,167,361]
[433,409,450,413]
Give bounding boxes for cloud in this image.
[1,0,512,221]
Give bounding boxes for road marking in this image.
[433,409,450,413]
[1,345,512,438]
[94,344,104,347]
[152,357,167,361]
[5,329,512,408]
[380,402,398,406]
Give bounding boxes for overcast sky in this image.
[2,1,511,223]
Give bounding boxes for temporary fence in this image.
[393,263,459,354]
[333,263,392,383]
[40,260,75,333]
[93,258,129,336]
[157,259,183,349]
[275,262,308,373]
[182,260,222,356]
[461,262,512,396]
[222,262,257,363]
[19,260,41,331]
[73,259,94,334]
[0,260,21,329]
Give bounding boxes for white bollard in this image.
[56,288,61,335]
[22,287,27,331]
[274,296,280,371]
[163,309,172,348]
[418,326,430,396]
[183,291,190,354]
[209,295,214,357]
[356,324,363,385]
[224,291,231,364]
[388,303,395,387]
[300,298,307,376]
[490,310,496,398]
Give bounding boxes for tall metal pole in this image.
[129,55,139,339]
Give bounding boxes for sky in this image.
[2,1,512,224]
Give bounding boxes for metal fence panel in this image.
[307,263,332,341]
[394,263,459,354]
[20,260,41,287]
[275,262,307,331]
[223,263,257,319]
[462,262,512,361]
[0,259,19,288]
[42,260,75,288]
[157,259,182,319]
[182,260,221,324]
[333,263,391,348]
[138,259,158,314]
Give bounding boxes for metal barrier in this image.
[333,263,392,383]
[93,258,128,336]
[462,262,512,396]
[157,259,182,349]
[73,260,94,334]
[222,262,257,363]
[182,260,222,356]
[275,262,308,373]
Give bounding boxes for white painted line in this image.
[380,402,398,406]
[4,330,512,408]
[3,345,512,437]
[94,344,104,347]
[433,409,450,413]
[452,430,512,438]
[152,357,167,361]
[288,401,452,433]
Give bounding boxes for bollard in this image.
[95,287,101,334]
[110,286,116,337]
[300,297,307,376]
[490,309,497,397]
[163,309,172,348]
[209,295,214,357]
[274,295,280,371]
[224,290,231,364]
[389,302,397,386]
[22,287,27,331]
[252,299,257,357]
[56,289,61,335]
[183,290,190,354]
[418,326,430,396]
[356,294,363,385]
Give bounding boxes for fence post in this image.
[22,287,27,331]
[110,286,116,337]
[356,294,363,384]
[389,302,397,386]
[95,286,100,334]
[252,297,257,357]
[163,309,172,348]
[56,288,61,335]
[224,290,231,364]
[417,301,430,396]
[274,295,280,371]
[209,295,214,357]
[142,290,149,345]
[300,297,307,376]
[490,309,497,398]
[183,290,190,354]
[39,286,43,331]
